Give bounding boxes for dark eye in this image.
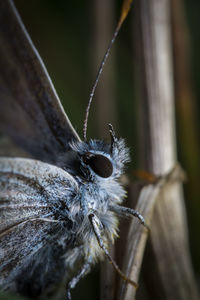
[83,152,113,178]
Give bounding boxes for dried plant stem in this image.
[129,0,200,299]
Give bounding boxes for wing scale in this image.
[0,157,79,285]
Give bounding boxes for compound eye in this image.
[83,152,113,178]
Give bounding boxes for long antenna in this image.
[83,0,133,141]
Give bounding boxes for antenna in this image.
[83,0,133,141]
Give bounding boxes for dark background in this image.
[10,0,200,298]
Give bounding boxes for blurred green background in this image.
[6,0,200,298]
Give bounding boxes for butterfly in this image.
[0,0,146,299]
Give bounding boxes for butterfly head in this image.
[71,125,130,182]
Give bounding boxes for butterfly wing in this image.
[0,157,79,294]
[0,0,81,164]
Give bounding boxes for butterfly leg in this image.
[109,205,149,229]
[88,213,138,288]
[66,260,91,300]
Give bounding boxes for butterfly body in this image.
[0,138,129,299]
